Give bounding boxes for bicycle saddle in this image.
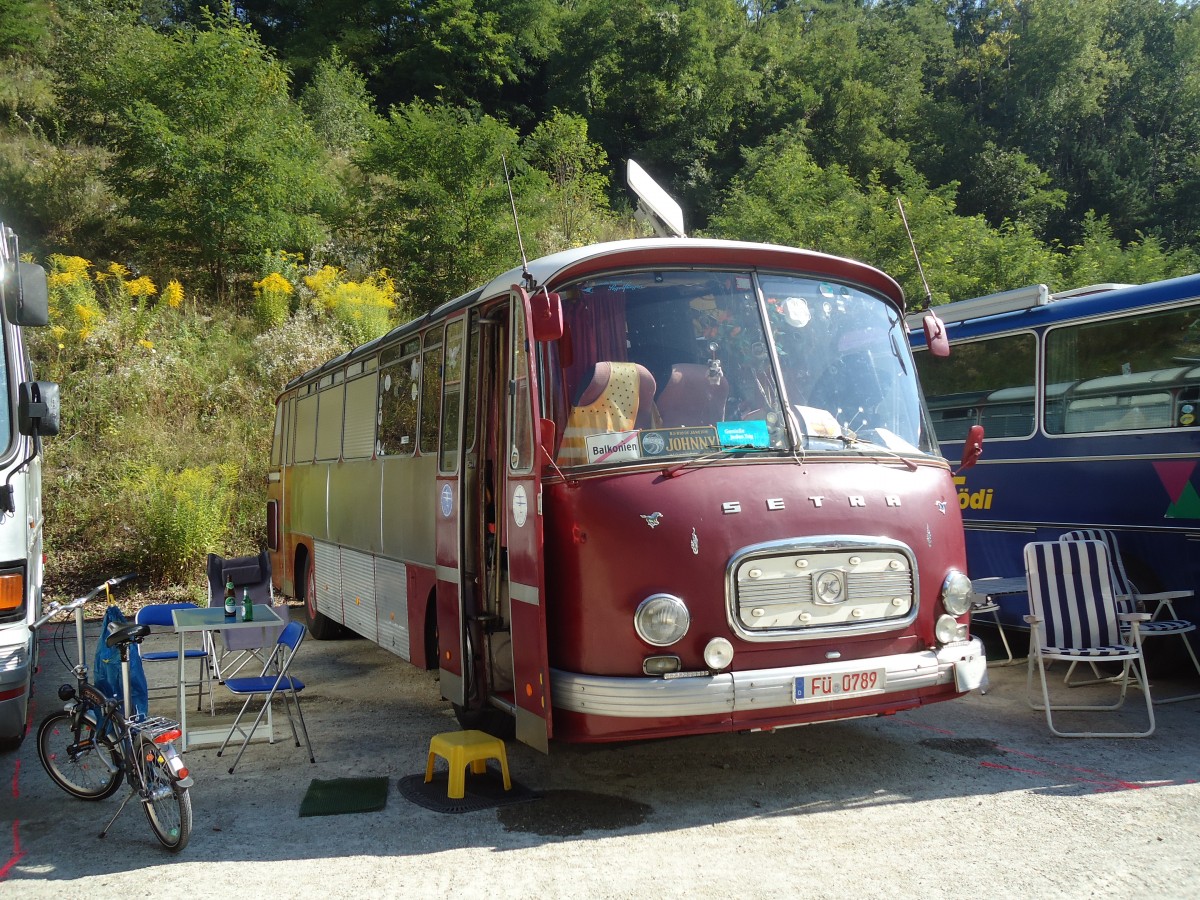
[105,622,151,648]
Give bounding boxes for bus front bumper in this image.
[550,639,986,719]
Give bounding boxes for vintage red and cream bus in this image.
[266,237,986,751]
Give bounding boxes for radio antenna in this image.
[896,197,933,311]
[502,154,533,288]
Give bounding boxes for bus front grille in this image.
[727,539,917,641]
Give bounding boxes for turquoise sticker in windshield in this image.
[717,420,769,448]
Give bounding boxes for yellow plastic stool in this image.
[424,730,512,800]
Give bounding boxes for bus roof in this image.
[284,238,905,392]
[911,271,1200,346]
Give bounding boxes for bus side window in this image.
[294,390,317,464]
[378,340,420,456]
[420,329,443,456]
[1046,301,1200,435]
[510,302,533,472]
[343,370,378,459]
[915,332,1036,441]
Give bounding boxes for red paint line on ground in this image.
[0,820,24,880]
[901,715,1171,792]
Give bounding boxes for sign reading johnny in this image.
[638,426,721,459]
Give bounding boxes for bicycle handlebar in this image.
[29,572,142,631]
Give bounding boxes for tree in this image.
[299,49,381,156]
[53,10,332,300]
[355,101,528,314]
[521,111,618,249]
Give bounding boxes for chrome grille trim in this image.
[726,535,919,642]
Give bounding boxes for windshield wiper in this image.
[836,429,919,471]
[661,443,775,478]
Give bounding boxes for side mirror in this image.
[923,312,949,358]
[957,424,984,473]
[18,381,60,437]
[5,262,50,327]
[530,290,564,342]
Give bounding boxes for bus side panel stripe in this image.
[510,581,539,606]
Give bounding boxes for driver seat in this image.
[656,363,729,427]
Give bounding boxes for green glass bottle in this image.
[242,588,253,621]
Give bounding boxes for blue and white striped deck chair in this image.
[1060,528,1200,702]
[1023,540,1155,738]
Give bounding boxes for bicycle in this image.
[30,574,194,851]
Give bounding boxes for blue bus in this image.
[910,274,1200,636]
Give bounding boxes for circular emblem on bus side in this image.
[440,483,453,517]
[512,484,528,528]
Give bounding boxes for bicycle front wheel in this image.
[37,710,121,801]
[137,736,192,852]
[36,709,122,801]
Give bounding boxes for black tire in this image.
[0,724,25,752]
[137,735,192,852]
[36,708,122,801]
[302,556,343,640]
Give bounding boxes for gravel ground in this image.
[4,616,1200,899]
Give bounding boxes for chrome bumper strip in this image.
[550,639,985,718]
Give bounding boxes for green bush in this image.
[125,462,239,582]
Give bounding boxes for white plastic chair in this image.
[1023,539,1155,738]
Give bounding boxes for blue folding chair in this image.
[1023,540,1155,738]
[135,602,212,714]
[216,621,315,774]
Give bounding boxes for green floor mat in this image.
[299,777,389,817]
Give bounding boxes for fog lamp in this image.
[704,637,734,671]
[634,594,690,646]
[941,570,974,616]
[643,655,682,676]
[935,614,965,644]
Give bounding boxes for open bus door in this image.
[505,286,556,751]
[435,318,469,706]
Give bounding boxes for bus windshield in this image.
[550,269,934,468]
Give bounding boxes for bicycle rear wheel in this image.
[36,708,122,801]
[137,735,192,851]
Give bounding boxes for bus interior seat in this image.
[556,361,658,464]
[656,363,729,427]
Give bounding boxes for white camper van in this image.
[0,222,58,750]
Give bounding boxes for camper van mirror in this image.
[18,380,60,437]
[923,312,949,357]
[530,290,564,342]
[6,262,50,327]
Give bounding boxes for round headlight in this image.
[935,613,962,644]
[634,594,691,647]
[941,570,974,616]
[704,637,734,671]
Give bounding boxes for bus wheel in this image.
[452,702,516,740]
[302,557,343,641]
[0,725,25,752]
